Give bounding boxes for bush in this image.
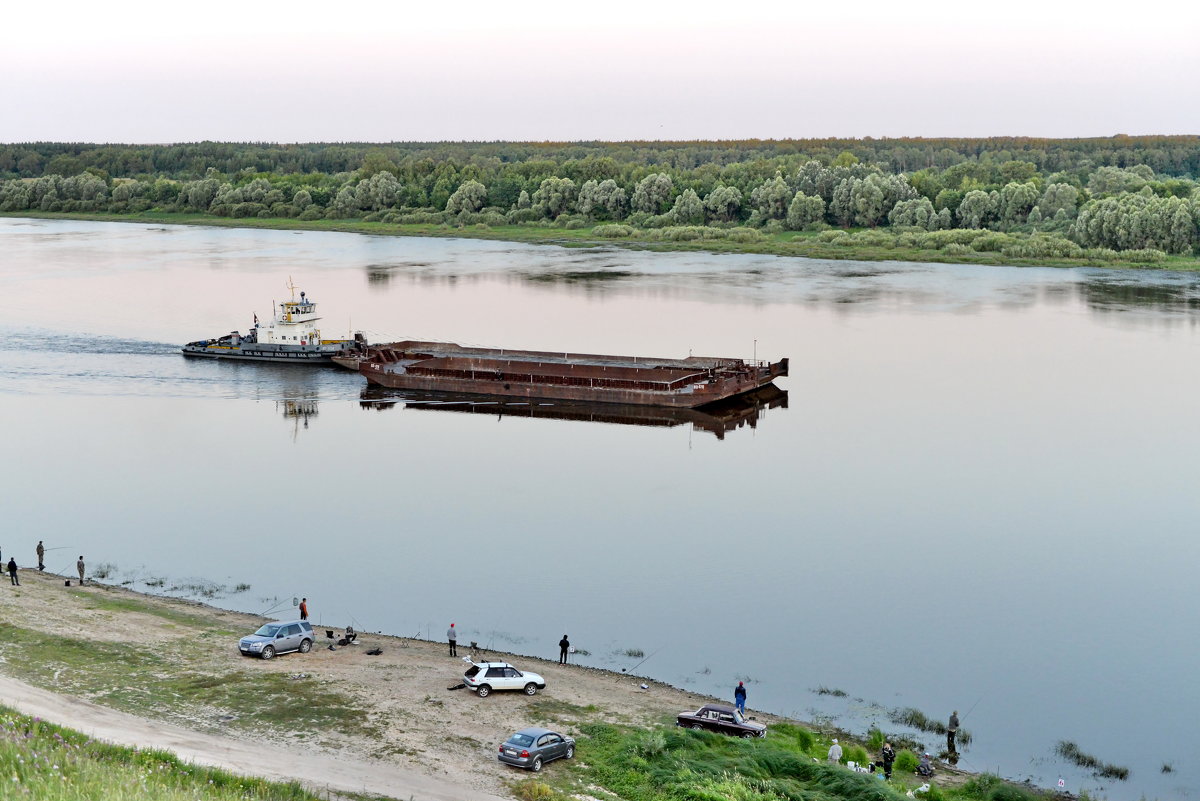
[866,728,885,750]
[970,232,1013,252]
[505,207,542,224]
[851,230,895,248]
[513,779,557,801]
[894,749,920,773]
[725,228,765,243]
[1119,248,1168,263]
[844,745,868,765]
[594,224,635,238]
[942,243,972,256]
[817,230,848,242]
[298,207,323,221]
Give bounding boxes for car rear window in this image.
[507,734,534,747]
[464,665,481,678]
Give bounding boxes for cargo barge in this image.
[181,287,365,364]
[349,341,787,408]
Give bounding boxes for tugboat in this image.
[181,285,366,364]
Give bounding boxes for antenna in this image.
[286,276,297,300]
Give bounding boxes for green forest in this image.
[3,137,1200,267]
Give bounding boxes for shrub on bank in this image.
[593,224,635,238]
[894,749,920,773]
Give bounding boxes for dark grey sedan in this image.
[497,727,575,771]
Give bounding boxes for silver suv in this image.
[463,661,546,697]
[238,620,315,659]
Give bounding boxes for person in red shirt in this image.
[299,598,308,620]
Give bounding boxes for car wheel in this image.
[531,756,542,772]
[741,732,755,739]
[299,639,312,653]
[565,745,574,759]
[477,684,491,698]
[690,724,702,730]
[261,646,275,660]
[524,683,538,696]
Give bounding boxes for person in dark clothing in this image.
[299,598,308,620]
[947,710,959,753]
[7,557,18,586]
[880,742,896,779]
[36,541,44,571]
[558,635,570,664]
[447,623,457,656]
[734,681,747,714]
[917,752,934,777]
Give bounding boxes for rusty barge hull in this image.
[357,341,788,408]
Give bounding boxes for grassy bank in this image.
[7,210,1200,271]
[0,705,322,801]
[519,719,1067,801]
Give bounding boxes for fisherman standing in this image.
[734,681,747,715]
[36,541,44,571]
[880,741,896,779]
[7,557,18,586]
[558,634,570,664]
[447,623,457,657]
[77,556,85,585]
[947,709,959,754]
[827,738,842,763]
[299,598,308,620]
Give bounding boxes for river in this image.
[1,217,1197,799]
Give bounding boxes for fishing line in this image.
[623,647,663,674]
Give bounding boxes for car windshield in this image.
[253,624,281,637]
[732,710,744,724]
[507,734,535,747]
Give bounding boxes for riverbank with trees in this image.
[2,137,1200,270]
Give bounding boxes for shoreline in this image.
[0,567,1057,801]
[5,210,1199,272]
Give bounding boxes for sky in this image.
[2,0,1197,143]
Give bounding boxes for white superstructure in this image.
[256,290,324,346]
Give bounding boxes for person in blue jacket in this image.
[734,681,747,714]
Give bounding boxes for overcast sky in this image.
[3,0,1197,143]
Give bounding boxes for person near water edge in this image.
[734,681,747,714]
[558,634,570,664]
[880,741,896,779]
[36,541,44,571]
[947,709,959,753]
[7,557,18,586]
[827,738,842,763]
[299,598,308,620]
[447,623,457,656]
[77,556,85,585]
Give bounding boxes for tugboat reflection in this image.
[358,384,787,440]
[277,395,319,441]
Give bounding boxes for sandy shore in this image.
[1,567,852,799]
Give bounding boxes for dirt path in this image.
[0,672,507,801]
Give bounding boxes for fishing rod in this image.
[961,696,983,721]
[622,647,663,674]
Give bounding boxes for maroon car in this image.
[677,703,766,738]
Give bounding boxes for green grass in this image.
[555,723,1052,801]
[8,209,1200,272]
[66,589,212,627]
[0,705,322,801]
[0,622,372,737]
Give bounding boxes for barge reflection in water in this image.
[358,384,787,440]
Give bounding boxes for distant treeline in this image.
[2,137,1200,258]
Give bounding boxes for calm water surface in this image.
[2,218,1198,799]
